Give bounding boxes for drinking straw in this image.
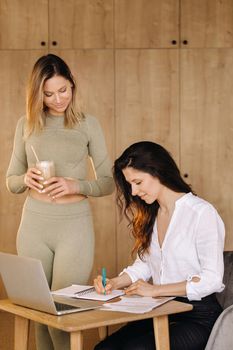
[31,145,39,163]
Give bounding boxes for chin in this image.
[144,198,155,204]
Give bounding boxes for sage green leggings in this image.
[17,196,95,350]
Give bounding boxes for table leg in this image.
[153,315,170,350]
[98,326,108,340]
[70,331,83,350]
[14,315,29,350]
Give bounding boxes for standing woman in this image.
[94,141,225,350]
[6,54,114,350]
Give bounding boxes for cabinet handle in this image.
[182,40,188,45]
[171,40,177,45]
[52,41,57,46]
[40,41,46,46]
[183,173,189,178]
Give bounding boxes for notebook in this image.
[52,284,124,301]
[0,252,102,315]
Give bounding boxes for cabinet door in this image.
[181,0,233,48]
[0,0,48,49]
[115,0,179,48]
[0,50,46,253]
[51,49,115,277]
[49,0,113,49]
[115,49,179,270]
[180,49,233,250]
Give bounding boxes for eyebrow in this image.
[43,85,67,93]
[126,178,142,184]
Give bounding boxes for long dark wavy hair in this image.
[113,141,193,260]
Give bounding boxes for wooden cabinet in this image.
[0,0,48,49]
[115,48,180,270]
[49,0,113,49]
[115,0,179,48]
[180,49,233,250]
[181,0,233,48]
[179,0,233,249]
[0,0,113,49]
[0,50,46,254]
[115,0,233,49]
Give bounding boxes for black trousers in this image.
[94,294,222,350]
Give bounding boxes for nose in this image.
[54,93,61,103]
[131,184,138,196]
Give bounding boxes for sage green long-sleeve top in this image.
[6,114,115,196]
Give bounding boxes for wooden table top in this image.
[0,299,193,333]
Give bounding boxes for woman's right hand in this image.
[24,167,44,192]
[94,275,115,295]
[94,273,131,294]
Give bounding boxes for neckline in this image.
[155,192,192,249]
[46,113,65,119]
[175,192,192,206]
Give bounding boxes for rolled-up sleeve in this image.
[186,205,225,300]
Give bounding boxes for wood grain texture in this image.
[14,316,29,350]
[0,50,46,254]
[181,0,233,48]
[49,0,113,48]
[0,313,14,350]
[0,299,192,331]
[180,49,233,249]
[0,0,48,49]
[153,315,170,350]
[115,49,180,270]
[115,0,179,48]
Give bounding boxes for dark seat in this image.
[205,251,233,350]
[216,251,233,309]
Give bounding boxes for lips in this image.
[53,104,67,108]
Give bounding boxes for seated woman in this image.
[94,141,225,350]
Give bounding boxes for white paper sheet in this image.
[101,296,174,313]
[52,284,124,301]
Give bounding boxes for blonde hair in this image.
[25,54,84,137]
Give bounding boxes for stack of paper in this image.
[102,296,174,314]
[52,284,124,301]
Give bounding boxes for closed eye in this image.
[44,92,53,97]
[59,87,67,93]
[135,181,142,185]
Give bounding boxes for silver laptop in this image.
[0,252,101,315]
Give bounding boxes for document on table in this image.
[52,284,124,301]
[101,296,174,313]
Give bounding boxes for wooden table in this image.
[0,299,192,350]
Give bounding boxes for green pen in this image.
[102,267,106,295]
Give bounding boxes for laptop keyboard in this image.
[54,301,80,311]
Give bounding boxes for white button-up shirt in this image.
[122,193,225,300]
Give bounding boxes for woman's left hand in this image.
[41,177,79,199]
[125,279,159,297]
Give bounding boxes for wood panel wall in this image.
[1,1,233,349]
